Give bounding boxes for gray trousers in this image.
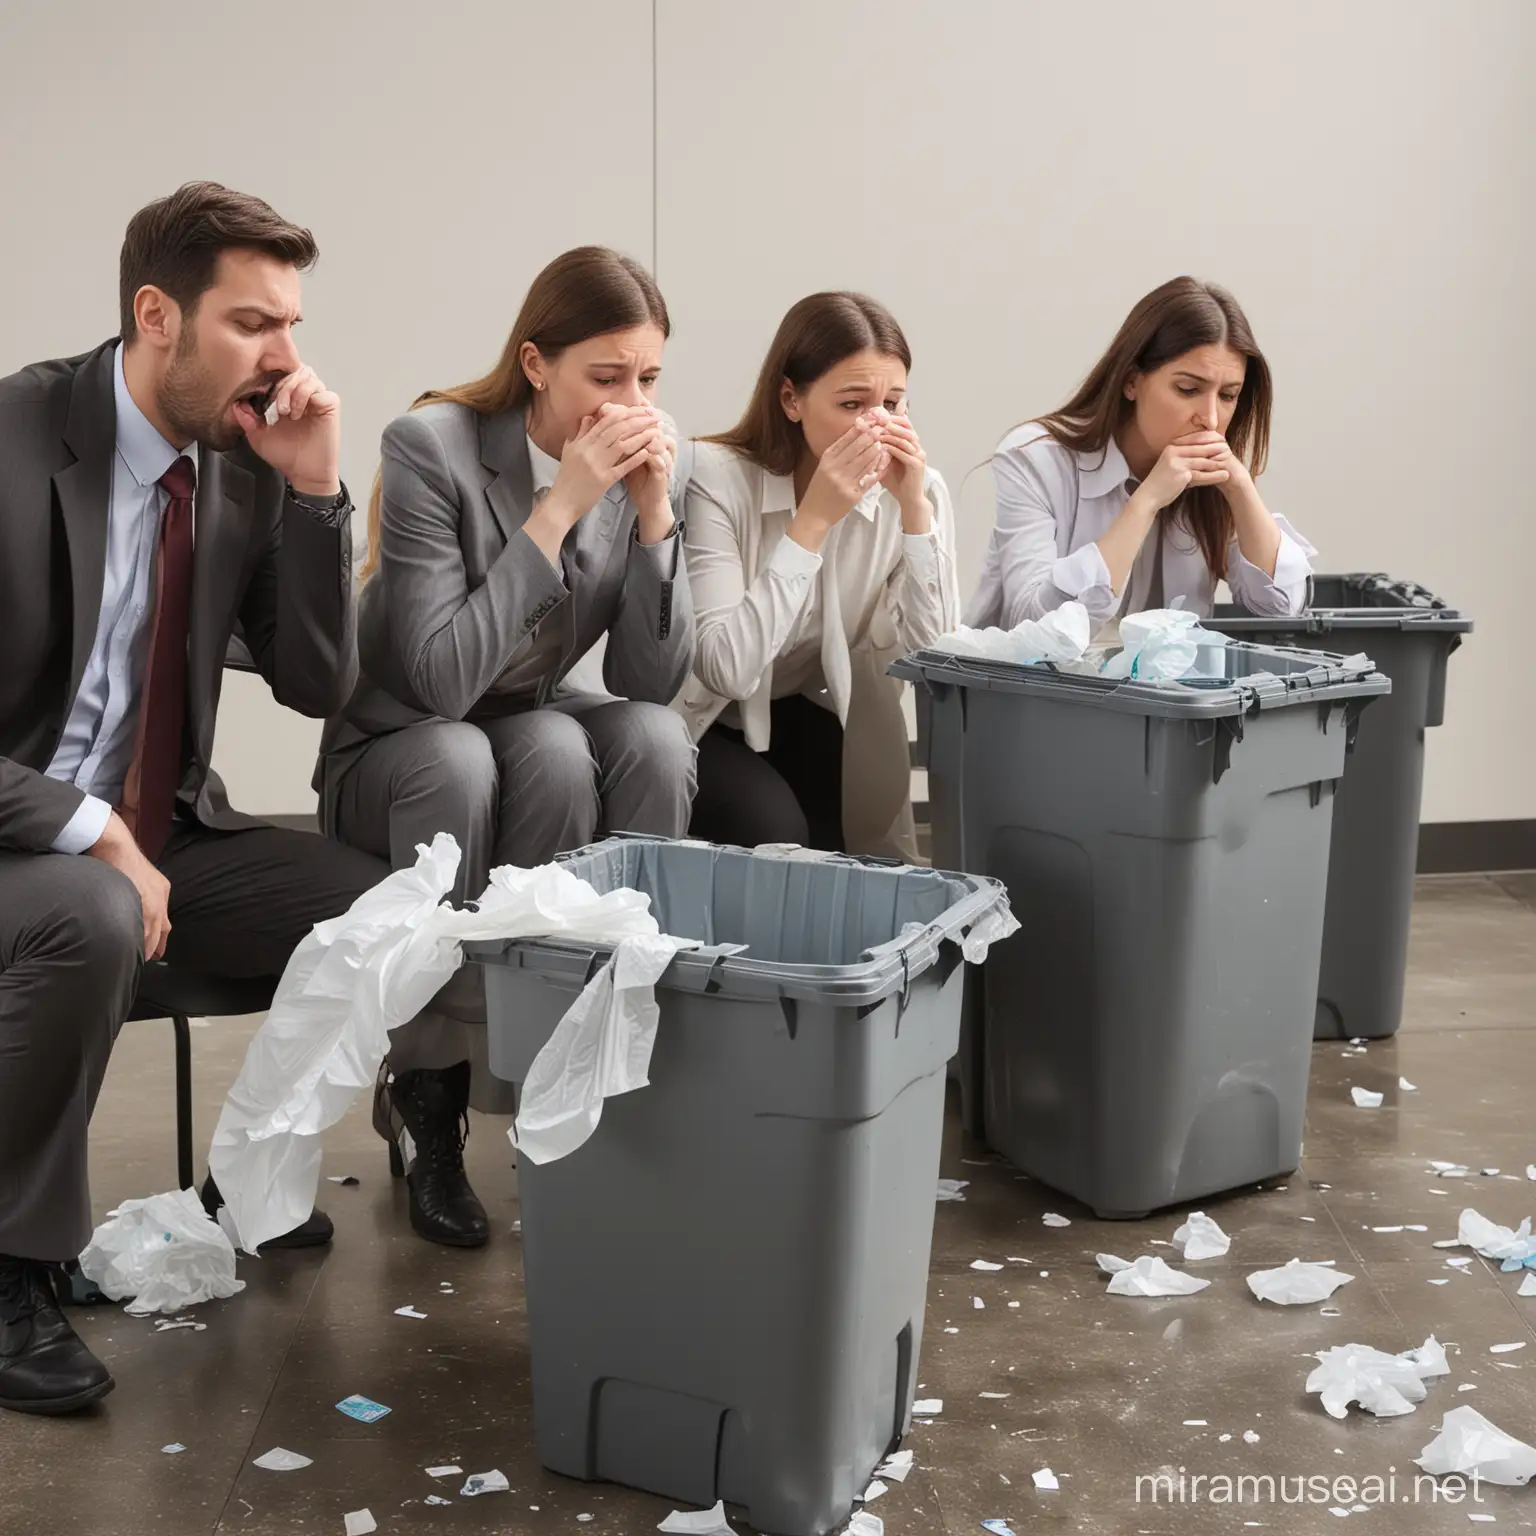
[325,696,696,1090]
[0,825,388,1261]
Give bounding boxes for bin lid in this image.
[892,639,1390,720]
[1215,572,1473,634]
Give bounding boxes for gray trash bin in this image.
[894,640,1388,1219]
[1214,574,1472,1039]
[468,836,1012,1536]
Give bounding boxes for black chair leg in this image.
[172,1011,194,1191]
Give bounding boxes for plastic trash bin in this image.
[893,640,1388,1219]
[1213,574,1472,1039]
[468,836,1012,1536]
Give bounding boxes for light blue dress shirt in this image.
[44,343,198,853]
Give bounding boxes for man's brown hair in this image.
[119,180,318,342]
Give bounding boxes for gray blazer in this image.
[317,401,694,794]
[0,339,357,854]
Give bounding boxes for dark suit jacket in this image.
[0,339,358,854]
[316,399,694,803]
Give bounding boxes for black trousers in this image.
[0,819,386,1260]
[689,694,846,854]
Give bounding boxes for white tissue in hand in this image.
[1101,608,1224,682]
[1456,1208,1536,1265]
[1415,1405,1536,1486]
[1247,1259,1355,1305]
[78,1188,244,1316]
[1172,1211,1231,1260]
[934,602,1090,666]
[1100,1254,1211,1297]
[1306,1336,1449,1419]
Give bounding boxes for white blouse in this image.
[675,440,961,859]
[966,426,1316,630]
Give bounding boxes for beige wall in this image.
[4,1,1530,823]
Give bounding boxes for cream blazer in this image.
[674,441,960,861]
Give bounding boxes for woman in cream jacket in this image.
[676,292,959,861]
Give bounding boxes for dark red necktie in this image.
[119,455,196,860]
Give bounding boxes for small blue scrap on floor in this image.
[335,1394,391,1423]
[981,1523,1018,1536]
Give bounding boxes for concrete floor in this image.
[3,872,1534,1536]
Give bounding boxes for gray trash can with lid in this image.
[894,639,1387,1219]
[1214,574,1472,1039]
[467,835,1013,1536]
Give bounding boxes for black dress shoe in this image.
[199,1175,334,1250]
[0,1255,114,1415]
[374,1060,489,1248]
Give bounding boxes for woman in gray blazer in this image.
[317,247,696,1247]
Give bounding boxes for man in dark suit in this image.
[0,182,388,1414]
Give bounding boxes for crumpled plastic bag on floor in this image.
[1455,1208,1536,1267]
[1416,1405,1536,1486]
[932,602,1090,666]
[78,1188,244,1316]
[208,836,687,1253]
[1306,1335,1450,1419]
[1101,607,1227,683]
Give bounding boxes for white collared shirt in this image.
[44,343,199,852]
[965,425,1315,630]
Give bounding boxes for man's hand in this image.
[87,812,171,960]
[235,365,342,498]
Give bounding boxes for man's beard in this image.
[157,330,244,452]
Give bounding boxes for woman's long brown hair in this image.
[1031,276,1273,582]
[359,245,669,580]
[705,291,911,475]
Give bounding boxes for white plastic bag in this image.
[510,931,686,1164]
[209,837,687,1253]
[1101,608,1226,683]
[933,602,1090,666]
[78,1188,244,1316]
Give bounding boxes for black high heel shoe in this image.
[373,1060,489,1248]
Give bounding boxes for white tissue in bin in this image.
[933,601,1091,665]
[1306,1336,1449,1419]
[207,835,680,1254]
[1246,1259,1356,1305]
[78,1188,244,1315]
[1416,1405,1536,1486]
[1100,608,1225,683]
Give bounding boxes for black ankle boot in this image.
[375,1061,489,1248]
[0,1255,114,1415]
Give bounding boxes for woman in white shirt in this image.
[677,292,960,860]
[967,277,1314,629]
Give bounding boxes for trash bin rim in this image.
[890,642,1389,720]
[465,835,1013,1007]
